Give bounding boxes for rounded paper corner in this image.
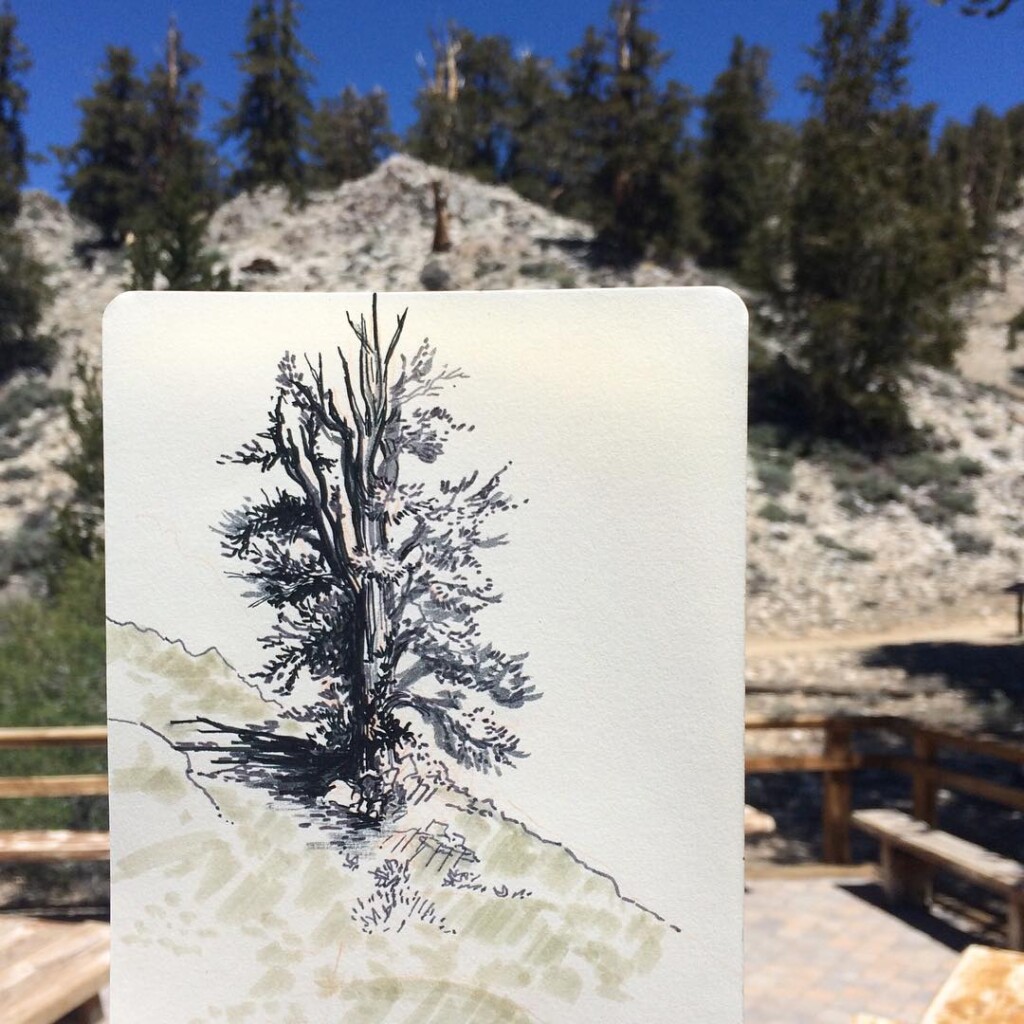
[102,291,144,335]
[705,286,749,332]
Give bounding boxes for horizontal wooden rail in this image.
[0,727,107,749]
[746,752,898,775]
[881,756,1024,815]
[744,714,904,732]
[0,775,108,799]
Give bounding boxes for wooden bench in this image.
[0,727,109,863]
[852,808,1024,951]
[0,915,109,1024]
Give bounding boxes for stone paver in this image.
[745,877,967,1024]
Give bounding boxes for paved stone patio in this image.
[745,875,973,1024]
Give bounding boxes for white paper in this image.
[104,287,747,1023]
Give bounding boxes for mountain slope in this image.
[3,155,1024,642]
[107,621,684,1024]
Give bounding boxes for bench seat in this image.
[852,808,1024,949]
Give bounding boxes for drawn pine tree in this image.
[214,295,535,816]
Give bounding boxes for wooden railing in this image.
[0,726,108,800]
[745,715,1024,864]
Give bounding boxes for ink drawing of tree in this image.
[211,294,536,820]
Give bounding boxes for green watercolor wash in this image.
[250,965,295,997]
[336,977,536,1024]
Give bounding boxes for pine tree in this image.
[789,0,963,443]
[58,46,148,245]
[0,1,28,224]
[407,27,517,182]
[0,230,55,377]
[0,3,53,378]
[51,353,103,572]
[308,86,394,188]
[406,29,461,170]
[129,20,229,290]
[504,52,564,206]
[698,37,775,275]
[582,1,699,263]
[220,0,313,200]
[555,27,607,221]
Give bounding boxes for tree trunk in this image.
[350,506,393,787]
[431,180,452,253]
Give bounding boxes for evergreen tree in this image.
[504,52,565,205]
[129,20,229,290]
[555,27,607,221]
[0,3,53,378]
[0,230,55,377]
[51,353,103,573]
[408,27,517,182]
[789,0,963,443]
[580,1,699,263]
[308,86,394,188]
[220,0,313,200]
[58,46,148,245]
[698,37,777,277]
[0,1,29,224]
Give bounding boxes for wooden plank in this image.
[918,726,1024,768]
[0,775,107,799]
[883,758,1024,814]
[744,714,904,732]
[852,809,1024,895]
[0,727,107,750]
[0,918,109,1024]
[922,944,1024,1023]
[0,831,109,863]
[913,733,939,827]
[823,720,853,864]
[745,753,866,774]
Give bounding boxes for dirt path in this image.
[747,606,1018,659]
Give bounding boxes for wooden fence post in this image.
[822,720,852,864]
[912,731,938,827]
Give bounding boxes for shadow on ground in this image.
[840,880,1001,952]
[862,640,1024,733]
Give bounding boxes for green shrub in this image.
[950,455,984,479]
[0,376,60,429]
[932,488,976,517]
[0,557,106,831]
[758,501,789,523]
[846,467,900,505]
[815,534,874,561]
[0,464,32,482]
[951,530,992,556]
[519,260,564,280]
[0,512,53,583]
[758,501,805,524]
[889,452,948,489]
[756,460,793,497]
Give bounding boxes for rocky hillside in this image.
[2,153,1024,646]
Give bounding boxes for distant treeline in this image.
[1,0,1023,445]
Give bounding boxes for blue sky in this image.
[16,0,1024,195]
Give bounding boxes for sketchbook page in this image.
[104,287,747,1024]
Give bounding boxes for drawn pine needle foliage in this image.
[195,294,537,818]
